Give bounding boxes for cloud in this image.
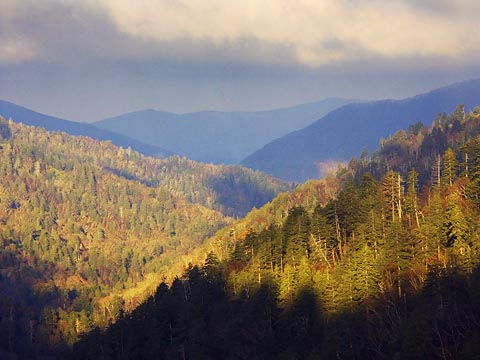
[2,0,479,68]
[84,0,480,66]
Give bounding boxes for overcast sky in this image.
[1,0,479,122]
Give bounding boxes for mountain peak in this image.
[241,79,480,182]
[94,98,355,164]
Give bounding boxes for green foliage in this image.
[350,106,480,187]
[0,120,262,356]
[443,147,458,186]
[69,106,480,360]
[6,106,480,358]
[0,116,12,141]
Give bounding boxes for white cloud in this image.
[1,0,479,67]
[85,0,480,66]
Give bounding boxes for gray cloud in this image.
[3,0,480,66]
[0,0,479,121]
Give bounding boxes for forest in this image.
[2,106,480,359]
[73,105,480,359]
[0,117,288,358]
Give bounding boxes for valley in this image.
[3,2,480,358]
[73,106,480,359]
[2,98,480,359]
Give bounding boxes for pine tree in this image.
[382,221,412,298]
[310,206,336,266]
[336,178,364,236]
[442,148,458,186]
[283,207,310,268]
[347,244,381,305]
[405,168,420,227]
[279,264,297,306]
[466,139,480,206]
[443,190,469,248]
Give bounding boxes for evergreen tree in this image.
[442,147,458,186]
[405,168,420,227]
[283,207,310,268]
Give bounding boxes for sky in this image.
[1,0,479,122]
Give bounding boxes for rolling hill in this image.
[0,115,292,357]
[0,100,171,158]
[241,78,480,182]
[94,98,354,164]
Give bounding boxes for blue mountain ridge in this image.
[241,78,480,182]
[0,100,171,158]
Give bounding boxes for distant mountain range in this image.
[94,98,354,164]
[0,100,171,158]
[4,78,480,185]
[241,78,480,182]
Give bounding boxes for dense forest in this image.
[0,117,289,358]
[74,106,480,359]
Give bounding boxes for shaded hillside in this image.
[0,100,171,158]
[74,108,480,359]
[74,258,480,360]
[242,78,480,182]
[152,156,293,218]
[95,98,354,164]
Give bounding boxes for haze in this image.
[1,0,479,122]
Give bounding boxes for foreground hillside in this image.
[0,117,289,357]
[75,107,480,359]
[242,78,480,182]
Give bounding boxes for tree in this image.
[405,168,420,227]
[443,190,468,248]
[283,207,310,268]
[383,221,413,298]
[442,148,458,186]
[431,153,442,187]
[452,104,466,123]
[310,207,336,266]
[0,116,11,141]
[381,170,403,221]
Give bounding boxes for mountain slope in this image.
[139,155,293,218]
[73,108,480,360]
[0,100,171,158]
[242,78,480,182]
[0,115,292,357]
[94,98,354,164]
[0,117,229,356]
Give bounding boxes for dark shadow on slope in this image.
[0,246,69,358]
[71,263,480,360]
[275,287,324,359]
[103,166,160,187]
[72,265,281,360]
[205,169,291,218]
